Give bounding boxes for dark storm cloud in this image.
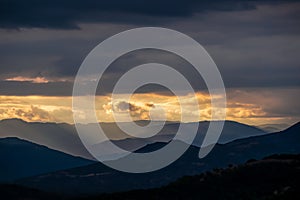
[0,36,97,80]
[0,81,74,96]
[0,1,299,96]
[0,0,290,29]
[113,100,155,120]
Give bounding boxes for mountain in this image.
[15,122,300,195]
[256,123,290,133]
[0,137,94,182]
[0,119,266,160]
[0,184,60,200]
[81,154,300,200]
[3,154,300,200]
[0,118,94,160]
[257,126,280,133]
[192,120,266,145]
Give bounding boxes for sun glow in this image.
[0,88,297,125]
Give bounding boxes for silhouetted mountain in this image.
[82,154,300,200]
[0,137,94,182]
[2,154,299,200]
[15,122,300,195]
[0,184,61,200]
[0,119,266,160]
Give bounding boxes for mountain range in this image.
[256,123,290,133]
[0,119,266,160]
[11,121,300,195]
[2,154,299,200]
[81,154,300,200]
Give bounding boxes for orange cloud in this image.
[4,76,71,84]
[0,88,299,126]
[5,76,50,83]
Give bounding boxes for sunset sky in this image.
[0,0,299,126]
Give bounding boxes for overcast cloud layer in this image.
[0,0,299,124]
[0,0,299,96]
[1,0,289,29]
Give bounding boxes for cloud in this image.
[0,0,266,30]
[4,76,71,84]
[0,81,74,96]
[0,1,299,103]
[1,88,299,125]
[109,100,155,120]
[0,96,74,123]
[9,105,54,122]
[5,76,50,83]
[225,88,300,125]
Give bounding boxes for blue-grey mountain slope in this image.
[0,137,94,182]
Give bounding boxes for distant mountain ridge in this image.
[0,118,94,160]
[15,122,300,195]
[256,123,290,133]
[0,118,266,160]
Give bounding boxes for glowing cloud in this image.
[0,88,299,125]
[5,76,50,83]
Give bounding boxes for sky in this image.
[0,0,299,126]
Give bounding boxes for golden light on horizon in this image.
[0,88,298,126]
